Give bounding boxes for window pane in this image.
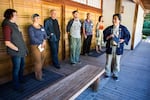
[72,0,86,4]
[87,0,101,9]
[72,0,101,9]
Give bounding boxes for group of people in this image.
[2,9,61,91]
[1,8,130,91]
[67,10,130,82]
[67,10,105,66]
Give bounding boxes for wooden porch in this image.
[27,37,150,100]
[76,37,150,100]
[1,39,150,99]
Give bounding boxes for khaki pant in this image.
[31,45,45,80]
[105,46,121,77]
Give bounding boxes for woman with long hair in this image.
[95,16,104,53]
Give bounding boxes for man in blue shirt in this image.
[82,13,93,55]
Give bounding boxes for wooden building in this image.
[0,0,148,84]
[0,0,102,84]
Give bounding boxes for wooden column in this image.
[131,4,139,50]
[115,0,122,14]
[61,4,66,60]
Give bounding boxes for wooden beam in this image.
[131,0,145,10]
[138,0,145,10]
[132,0,138,3]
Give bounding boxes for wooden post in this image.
[91,78,100,92]
[115,0,122,14]
[61,4,66,60]
[131,4,139,50]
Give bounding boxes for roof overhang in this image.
[132,0,150,13]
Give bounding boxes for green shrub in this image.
[142,28,150,36]
[143,21,150,28]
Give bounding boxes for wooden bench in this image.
[28,65,105,100]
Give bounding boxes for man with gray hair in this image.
[44,9,61,69]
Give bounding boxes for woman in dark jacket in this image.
[2,9,28,91]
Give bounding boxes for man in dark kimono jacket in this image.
[103,14,130,81]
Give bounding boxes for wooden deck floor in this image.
[45,51,106,77]
[76,38,150,100]
[31,37,150,100]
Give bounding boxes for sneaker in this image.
[20,79,26,84]
[36,78,45,82]
[77,61,81,64]
[104,75,109,78]
[71,62,76,66]
[113,76,119,81]
[54,65,61,69]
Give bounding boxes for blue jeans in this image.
[11,56,25,88]
[70,36,81,63]
[48,40,59,66]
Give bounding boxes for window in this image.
[87,0,101,9]
[72,0,86,4]
[72,0,101,9]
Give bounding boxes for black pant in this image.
[82,35,92,54]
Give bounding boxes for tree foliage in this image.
[142,13,150,36]
[143,21,150,28]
